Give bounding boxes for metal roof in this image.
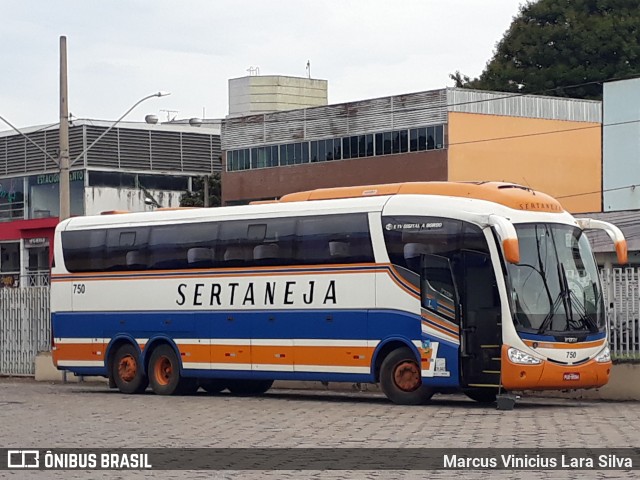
[582,210,640,252]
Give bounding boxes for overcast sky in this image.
[0,0,522,128]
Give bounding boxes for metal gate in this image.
[0,286,51,375]
[602,268,640,359]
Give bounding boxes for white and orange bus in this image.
[51,182,626,405]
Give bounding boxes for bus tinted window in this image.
[61,229,107,272]
[296,213,374,264]
[249,217,296,266]
[148,222,218,270]
[383,216,490,274]
[105,227,150,271]
[382,217,463,273]
[62,213,374,272]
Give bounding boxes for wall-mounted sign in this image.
[26,238,49,247]
[36,170,84,185]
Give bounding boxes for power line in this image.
[447,118,639,148]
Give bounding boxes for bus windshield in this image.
[506,223,605,335]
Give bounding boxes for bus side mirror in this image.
[488,215,520,264]
[576,218,628,265]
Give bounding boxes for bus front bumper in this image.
[500,345,612,391]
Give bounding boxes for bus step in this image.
[482,370,501,374]
[491,357,501,361]
[481,345,500,348]
[468,383,502,388]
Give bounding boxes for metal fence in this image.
[0,286,50,375]
[602,268,640,359]
[0,269,640,376]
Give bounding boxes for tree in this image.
[180,173,221,207]
[452,0,640,99]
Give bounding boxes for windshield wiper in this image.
[566,284,600,333]
[537,291,564,334]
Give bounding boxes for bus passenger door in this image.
[420,255,461,381]
[456,250,502,390]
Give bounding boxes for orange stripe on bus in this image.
[176,344,210,363]
[291,346,373,367]
[53,343,104,362]
[210,345,250,364]
[421,320,459,341]
[51,264,384,281]
[421,312,459,334]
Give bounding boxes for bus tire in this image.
[227,379,273,396]
[148,344,184,395]
[111,343,148,394]
[200,379,227,394]
[464,388,498,404]
[379,347,433,405]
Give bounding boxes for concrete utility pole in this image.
[59,35,70,221]
[203,175,210,207]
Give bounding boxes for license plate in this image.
[563,372,580,381]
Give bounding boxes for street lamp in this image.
[58,35,170,221]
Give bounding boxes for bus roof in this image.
[279,182,565,214]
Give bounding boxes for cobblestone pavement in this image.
[0,378,638,479]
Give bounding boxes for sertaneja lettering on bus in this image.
[175,280,337,307]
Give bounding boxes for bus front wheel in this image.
[111,343,148,394]
[148,344,191,395]
[380,347,433,405]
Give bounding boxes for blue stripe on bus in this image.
[518,331,607,342]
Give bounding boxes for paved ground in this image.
[0,378,638,479]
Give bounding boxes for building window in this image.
[0,242,20,288]
[225,124,446,173]
[0,177,25,222]
[28,171,85,219]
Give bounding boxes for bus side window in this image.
[105,227,149,271]
[296,214,373,265]
[404,243,433,273]
[125,250,147,270]
[421,254,457,307]
[187,247,214,268]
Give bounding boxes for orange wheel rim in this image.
[118,354,137,383]
[154,355,173,386]
[394,361,421,392]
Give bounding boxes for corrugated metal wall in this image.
[446,87,602,123]
[222,90,448,150]
[0,287,50,375]
[0,125,222,176]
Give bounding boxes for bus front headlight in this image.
[507,347,542,365]
[595,346,611,363]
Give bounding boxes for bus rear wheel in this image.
[148,344,192,395]
[227,379,273,396]
[111,343,148,394]
[380,347,433,405]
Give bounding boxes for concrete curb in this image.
[34,352,640,400]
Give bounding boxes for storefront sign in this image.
[26,238,49,247]
[36,170,84,185]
